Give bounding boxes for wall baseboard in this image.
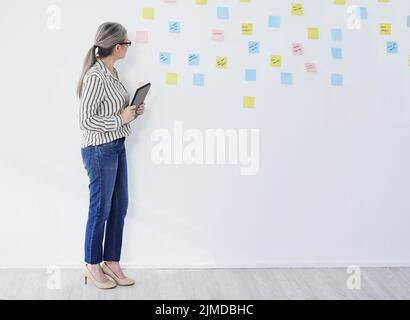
[1,261,410,269]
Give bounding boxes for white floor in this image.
[1,268,409,300]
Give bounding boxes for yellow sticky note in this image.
[243,96,255,108]
[291,4,303,16]
[308,27,319,40]
[334,0,346,4]
[270,55,282,67]
[216,56,228,69]
[380,23,391,35]
[196,0,207,4]
[408,56,410,67]
[142,8,155,20]
[240,0,251,2]
[241,23,253,35]
[166,72,178,85]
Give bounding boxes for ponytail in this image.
[77,46,97,98]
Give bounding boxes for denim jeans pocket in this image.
[81,148,93,170]
[96,139,120,156]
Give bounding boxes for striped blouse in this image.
[79,58,131,148]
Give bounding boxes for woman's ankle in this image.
[87,263,102,272]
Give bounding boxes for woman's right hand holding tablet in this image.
[120,105,138,124]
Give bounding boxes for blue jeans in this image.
[80,137,128,264]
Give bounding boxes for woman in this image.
[77,22,145,289]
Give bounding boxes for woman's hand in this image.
[136,103,145,116]
[120,105,138,125]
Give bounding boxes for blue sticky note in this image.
[159,52,171,64]
[281,72,292,85]
[188,54,200,66]
[331,74,343,86]
[217,7,229,20]
[357,7,367,20]
[268,16,281,28]
[193,74,204,86]
[248,41,260,54]
[387,41,398,54]
[331,29,342,41]
[331,48,343,59]
[169,21,181,33]
[245,69,256,81]
[407,16,410,28]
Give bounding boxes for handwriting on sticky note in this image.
[291,4,303,15]
[216,56,228,69]
[169,21,181,33]
[305,63,317,73]
[386,41,398,53]
[270,55,282,67]
[380,23,391,35]
[241,23,253,35]
[292,43,303,55]
[188,54,200,66]
[212,29,224,42]
[248,41,260,54]
[159,52,171,64]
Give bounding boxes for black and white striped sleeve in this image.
[79,75,123,133]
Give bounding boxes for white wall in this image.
[1,0,410,267]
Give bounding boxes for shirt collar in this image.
[96,58,119,80]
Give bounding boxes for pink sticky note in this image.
[292,43,304,55]
[136,31,148,43]
[305,63,317,73]
[212,29,224,42]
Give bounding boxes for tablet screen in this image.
[131,83,151,107]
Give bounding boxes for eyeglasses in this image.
[118,41,132,47]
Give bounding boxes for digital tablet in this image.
[131,83,151,107]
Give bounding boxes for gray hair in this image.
[77,22,127,98]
